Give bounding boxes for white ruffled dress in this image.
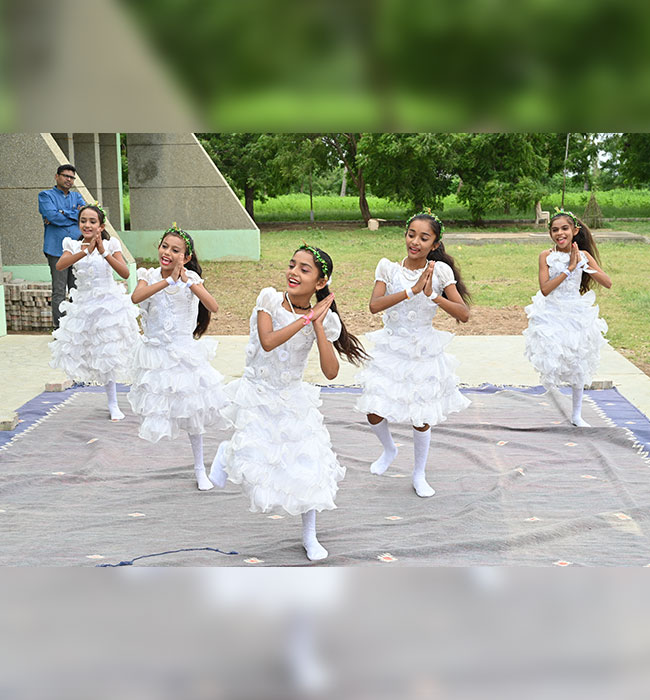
[49,237,140,384]
[218,287,345,516]
[127,267,229,442]
[355,258,470,427]
[524,250,608,389]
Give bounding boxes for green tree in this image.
[322,134,373,223]
[614,133,650,186]
[455,133,548,222]
[273,135,334,222]
[356,133,458,214]
[197,133,286,221]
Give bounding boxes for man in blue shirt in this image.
[39,164,86,329]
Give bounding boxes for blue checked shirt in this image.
[39,186,86,256]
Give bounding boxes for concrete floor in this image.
[2,333,649,426]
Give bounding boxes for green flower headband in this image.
[299,243,329,278]
[160,222,193,255]
[81,201,107,221]
[550,207,581,230]
[407,207,445,238]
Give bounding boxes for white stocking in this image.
[412,428,434,497]
[188,433,214,491]
[105,381,124,421]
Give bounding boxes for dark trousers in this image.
[45,253,76,329]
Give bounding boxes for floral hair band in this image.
[299,242,329,278]
[550,207,580,230]
[407,207,445,238]
[81,201,107,221]
[160,222,193,255]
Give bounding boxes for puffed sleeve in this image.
[108,238,123,255]
[186,269,204,285]
[434,261,456,289]
[136,267,151,283]
[322,309,342,343]
[374,257,393,284]
[61,237,78,254]
[254,287,282,316]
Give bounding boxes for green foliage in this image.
[455,133,548,221]
[357,133,457,211]
[252,188,650,222]
[616,134,650,187]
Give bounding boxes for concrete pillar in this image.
[73,133,102,205]
[52,133,75,163]
[99,133,123,230]
[0,133,135,283]
[125,133,259,260]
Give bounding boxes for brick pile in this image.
[2,271,53,331]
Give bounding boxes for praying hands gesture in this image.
[311,293,335,328]
[170,258,189,284]
[412,260,435,296]
[568,242,580,272]
[94,231,105,256]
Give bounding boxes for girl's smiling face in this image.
[158,233,190,269]
[405,219,439,263]
[286,249,327,296]
[549,216,576,251]
[79,209,104,240]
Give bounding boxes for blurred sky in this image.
[3,0,650,131]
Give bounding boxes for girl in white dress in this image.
[209,244,367,561]
[49,204,139,421]
[128,224,229,490]
[524,208,612,427]
[356,211,471,497]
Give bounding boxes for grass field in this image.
[141,229,650,375]
[251,190,650,223]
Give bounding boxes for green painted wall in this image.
[120,230,260,261]
[5,263,137,292]
[4,264,51,282]
[0,285,6,337]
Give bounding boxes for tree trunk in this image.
[309,168,315,223]
[340,169,347,197]
[358,174,371,223]
[244,184,255,221]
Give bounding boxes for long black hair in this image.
[77,205,110,241]
[549,211,601,295]
[160,229,210,338]
[407,214,471,305]
[296,245,369,366]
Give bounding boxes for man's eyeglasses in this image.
[59,174,76,180]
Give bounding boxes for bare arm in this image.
[369,263,434,314]
[312,298,338,380]
[432,283,470,322]
[583,251,612,289]
[257,310,307,351]
[56,249,86,271]
[189,282,219,313]
[538,250,569,296]
[257,294,335,352]
[131,277,171,304]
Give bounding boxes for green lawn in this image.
[249,190,650,223]
[191,229,650,375]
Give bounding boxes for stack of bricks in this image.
[2,271,53,331]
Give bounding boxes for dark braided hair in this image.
[406,214,471,306]
[77,205,110,241]
[548,212,602,295]
[159,230,211,338]
[296,246,369,366]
